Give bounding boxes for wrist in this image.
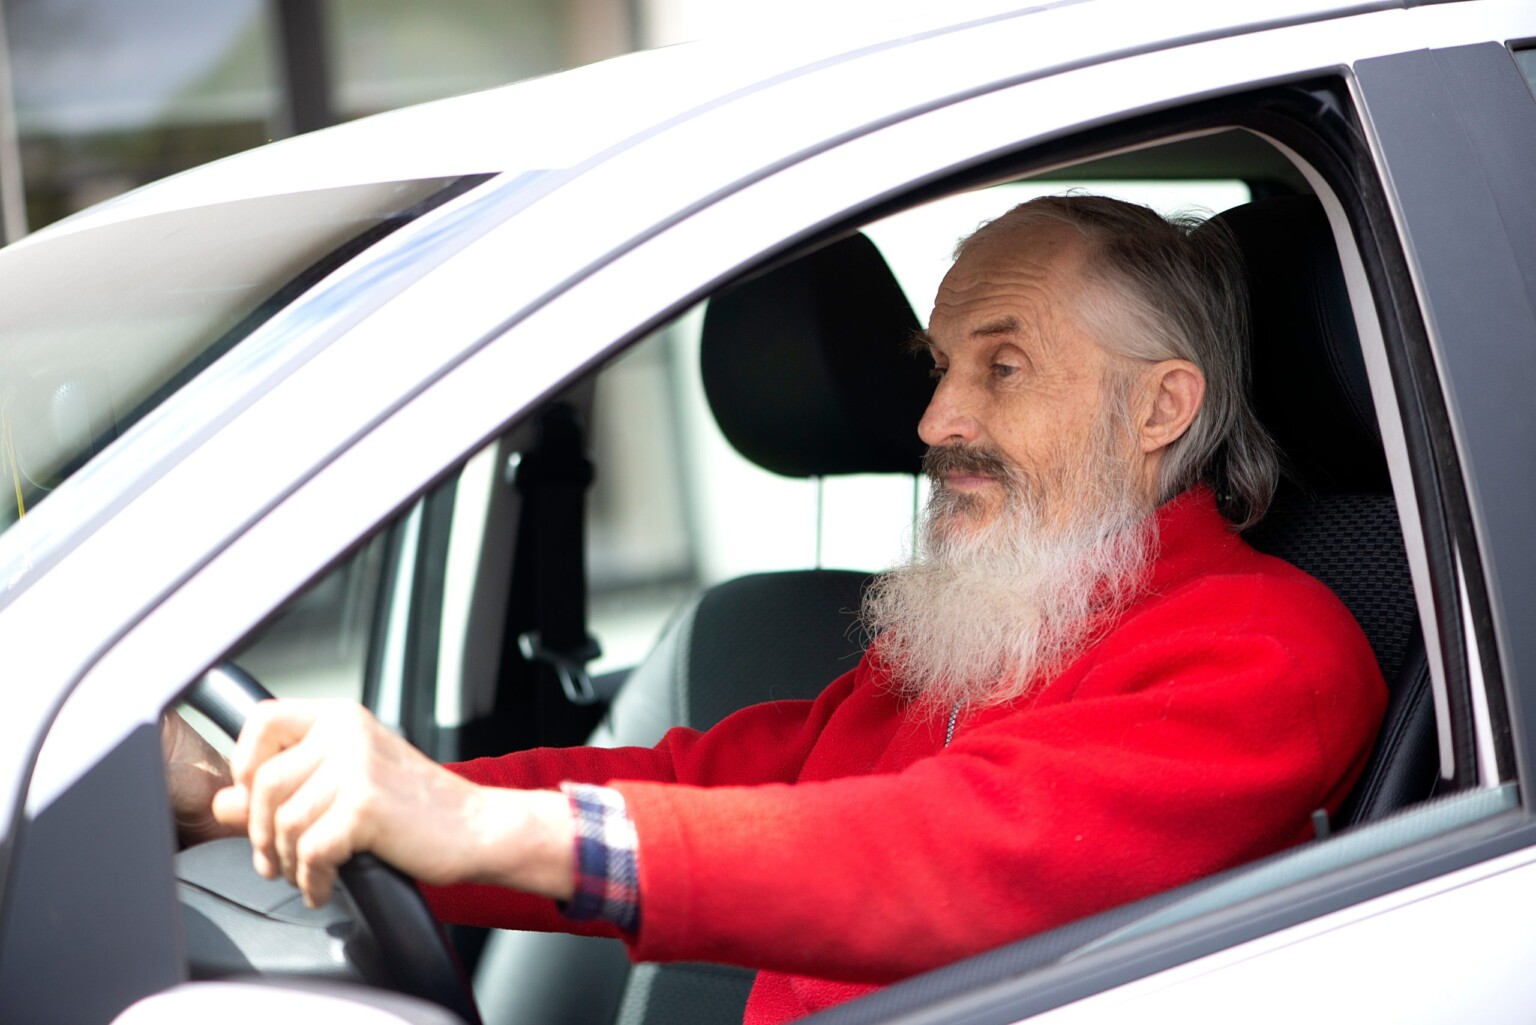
[468,786,575,901]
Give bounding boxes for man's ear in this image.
[1137,359,1205,455]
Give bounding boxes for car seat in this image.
[472,232,932,1025]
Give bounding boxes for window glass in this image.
[864,179,1253,314]
[0,175,471,536]
[231,533,390,702]
[587,337,700,669]
[1515,46,1536,96]
[8,0,278,229]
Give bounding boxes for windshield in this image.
[0,174,483,537]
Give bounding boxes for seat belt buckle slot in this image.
[518,629,603,705]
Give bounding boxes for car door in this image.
[7,3,1536,1022]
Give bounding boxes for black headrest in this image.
[700,232,932,477]
[1210,195,1389,492]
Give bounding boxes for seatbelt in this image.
[512,402,603,705]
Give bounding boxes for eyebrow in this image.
[972,315,1021,338]
[906,317,1027,356]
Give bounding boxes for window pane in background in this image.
[1516,46,1536,98]
[8,0,277,229]
[328,0,584,120]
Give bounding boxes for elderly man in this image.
[165,195,1386,1025]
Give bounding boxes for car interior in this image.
[461,168,1442,1025]
[168,80,1506,1025]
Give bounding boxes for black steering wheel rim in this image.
[188,662,481,1025]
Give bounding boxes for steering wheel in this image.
[185,662,482,1025]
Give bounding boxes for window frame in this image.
[1353,41,1536,791]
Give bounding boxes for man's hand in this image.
[211,699,576,908]
[161,710,242,846]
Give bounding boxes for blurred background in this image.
[0,0,856,241]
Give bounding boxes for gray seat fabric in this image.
[594,571,873,748]
[474,930,631,1025]
[596,570,875,1023]
[1243,490,1434,826]
[474,573,876,1025]
[615,963,766,1025]
[587,571,875,1024]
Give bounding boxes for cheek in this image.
[990,401,1089,472]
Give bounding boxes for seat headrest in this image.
[1208,195,1389,493]
[700,232,932,477]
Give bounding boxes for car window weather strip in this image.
[1458,549,1502,786]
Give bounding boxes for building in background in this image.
[0,0,924,237]
[0,0,635,241]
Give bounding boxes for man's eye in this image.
[929,366,947,380]
[992,363,1018,379]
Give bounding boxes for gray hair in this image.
[955,194,1278,529]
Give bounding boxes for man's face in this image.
[917,222,1132,538]
[868,223,1157,707]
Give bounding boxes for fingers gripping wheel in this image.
[186,664,482,1025]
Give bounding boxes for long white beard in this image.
[861,426,1157,714]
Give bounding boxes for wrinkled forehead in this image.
[927,221,1102,347]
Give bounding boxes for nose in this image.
[917,373,980,448]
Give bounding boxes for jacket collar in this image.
[1142,485,1242,597]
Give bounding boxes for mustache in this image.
[922,444,1014,484]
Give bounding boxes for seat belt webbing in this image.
[514,402,602,704]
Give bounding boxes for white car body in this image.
[3,0,1536,1021]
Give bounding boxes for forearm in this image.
[444,670,856,796]
[428,675,855,934]
[424,782,641,937]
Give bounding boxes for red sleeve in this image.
[420,667,860,930]
[615,579,1385,983]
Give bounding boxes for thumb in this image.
[212,784,252,828]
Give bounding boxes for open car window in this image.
[232,176,1256,719]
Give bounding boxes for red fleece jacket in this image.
[427,489,1387,1024]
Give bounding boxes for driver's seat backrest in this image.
[1210,194,1439,828]
[473,233,928,1025]
[591,230,929,757]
